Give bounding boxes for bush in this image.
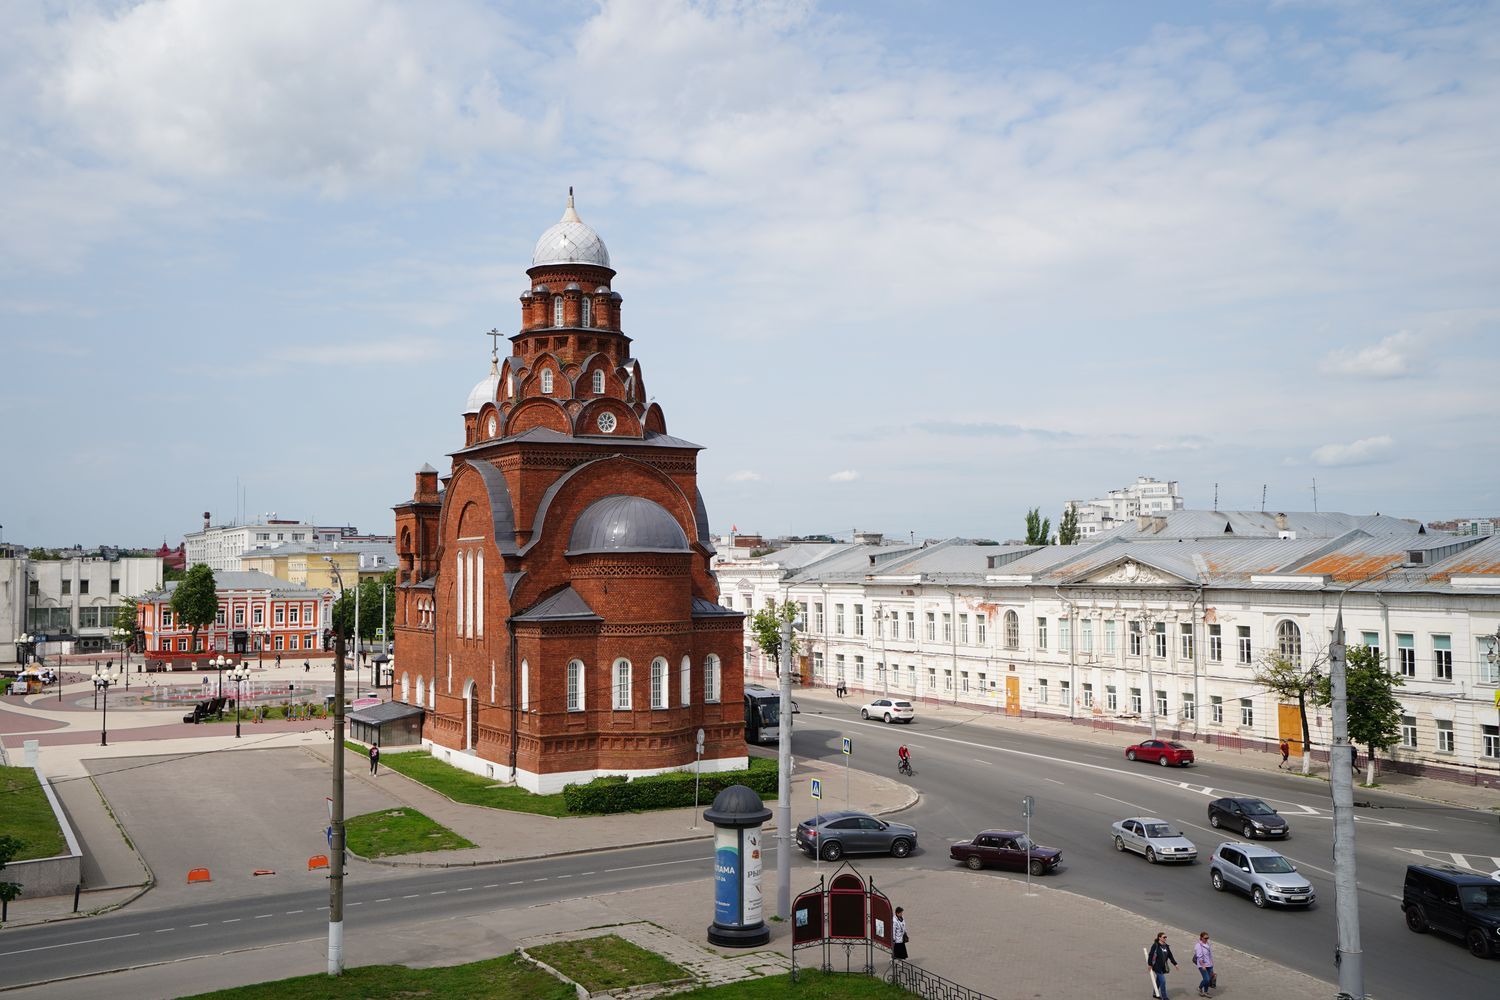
[561,757,777,815]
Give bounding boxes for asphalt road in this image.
[787,704,1500,999]
[3,708,1496,996]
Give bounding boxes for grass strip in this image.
[528,933,688,992]
[374,751,573,817]
[344,806,475,858]
[0,765,67,861]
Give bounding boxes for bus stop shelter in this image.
[348,700,424,747]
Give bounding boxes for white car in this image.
[1111,816,1198,864]
[860,698,915,724]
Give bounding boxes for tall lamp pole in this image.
[91,667,115,746]
[775,613,801,921]
[229,664,251,739]
[323,556,347,976]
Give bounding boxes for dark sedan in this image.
[796,810,917,862]
[950,830,1062,876]
[1125,739,1195,767]
[1208,797,1289,839]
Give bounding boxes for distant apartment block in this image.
[1,548,164,664]
[184,512,394,572]
[1066,476,1185,539]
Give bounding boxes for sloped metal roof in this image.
[514,586,601,622]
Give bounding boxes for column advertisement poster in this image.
[741,828,763,925]
[713,827,742,926]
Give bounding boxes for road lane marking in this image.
[402,894,419,899]
[1043,777,1064,785]
[429,890,446,895]
[603,857,702,874]
[1095,793,1142,811]
[375,899,392,903]
[483,883,499,888]
[532,878,548,882]
[254,914,273,919]
[456,887,473,892]
[580,872,596,876]
[154,928,174,933]
[286,910,303,914]
[509,880,525,885]
[221,919,240,924]
[0,932,141,958]
[556,874,572,879]
[972,758,988,764]
[348,901,362,906]
[190,923,209,928]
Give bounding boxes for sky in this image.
[2,0,1497,549]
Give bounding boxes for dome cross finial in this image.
[561,186,581,224]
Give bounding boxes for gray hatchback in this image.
[796,810,918,862]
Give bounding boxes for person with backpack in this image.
[1148,931,1179,999]
[1193,931,1215,996]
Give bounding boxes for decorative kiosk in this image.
[705,784,772,947]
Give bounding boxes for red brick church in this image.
[392,192,747,792]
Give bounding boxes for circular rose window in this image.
[596,412,617,433]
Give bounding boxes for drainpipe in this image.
[508,620,519,782]
[949,589,959,705]
[1053,587,1076,720]
[1141,600,1158,740]
[1192,584,1205,737]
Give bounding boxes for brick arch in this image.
[504,397,572,436]
[574,398,643,438]
[454,497,486,540]
[643,402,667,435]
[476,403,502,441]
[524,352,571,401]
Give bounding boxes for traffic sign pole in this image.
[1022,795,1036,896]
[811,778,822,872]
[841,737,852,809]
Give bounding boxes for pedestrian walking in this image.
[304,660,310,673]
[1147,931,1179,1000]
[275,654,282,669]
[1193,931,1215,996]
[891,906,909,963]
[369,744,380,776]
[1278,739,1290,769]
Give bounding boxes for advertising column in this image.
[705,784,772,948]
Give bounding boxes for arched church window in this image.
[567,660,585,712]
[505,373,514,399]
[650,657,668,709]
[541,369,554,394]
[704,654,721,703]
[1276,619,1302,663]
[592,370,605,395]
[553,295,564,327]
[680,655,691,706]
[581,297,592,328]
[613,658,632,710]
[1004,610,1020,650]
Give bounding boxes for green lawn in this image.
[183,957,903,1000]
[344,807,476,858]
[527,933,687,992]
[372,751,574,817]
[0,766,67,861]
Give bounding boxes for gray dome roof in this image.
[568,495,689,555]
[464,358,501,415]
[532,191,610,269]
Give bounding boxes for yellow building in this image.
[239,547,392,592]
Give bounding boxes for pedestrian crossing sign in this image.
[811,778,822,800]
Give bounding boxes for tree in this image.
[1254,652,1323,775]
[170,564,218,653]
[1024,507,1053,546]
[0,833,25,921]
[1314,644,1405,786]
[113,598,140,650]
[1058,505,1080,545]
[749,599,800,677]
[335,572,399,650]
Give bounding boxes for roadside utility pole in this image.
[775,616,794,920]
[327,561,348,977]
[1329,608,1363,999]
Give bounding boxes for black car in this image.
[1403,864,1500,959]
[1207,797,1289,839]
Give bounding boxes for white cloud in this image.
[281,338,441,366]
[1311,435,1395,467]
[828,470,860,482]
[1319,332,1422,378]
[728,470,761,482]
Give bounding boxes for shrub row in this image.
[562,756,778,815]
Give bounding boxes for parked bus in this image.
[744,685,799,744]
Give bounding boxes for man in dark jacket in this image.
[1148,932,1179,999]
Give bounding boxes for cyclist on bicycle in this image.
[897,744,912,774]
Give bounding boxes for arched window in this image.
[429,680,436,708]
[567,659,585,711]
[416,676,425,706]
[505,373,514,399]
[553,295,564,327]
[520,659,529,711]
[401,674,410,703]
[475,550,484,638]
[592,370,605,394]
[455,551,465,637]
[581,297,592,327]
[613,658,632,709]
[540,369,554,395]
[650,658,668,709]
[704,654,721,703]
[1003,610,1020,650]
[1276,620,1302,662]
[680,655,691,706]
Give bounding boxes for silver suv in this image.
[1209,842,1315,908]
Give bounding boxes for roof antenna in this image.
[1261,484,1267,513]
[1311,477,1318,514]
[1213,483,1219,512]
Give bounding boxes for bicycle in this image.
[898,756,914,777]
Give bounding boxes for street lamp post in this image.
[91,668,116,746]
[322,556,347,976]
[211,653,229,701]
[228,664,251,739]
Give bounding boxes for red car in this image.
[1126,739,1194,767]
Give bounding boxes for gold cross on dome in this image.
[487,328,501,359]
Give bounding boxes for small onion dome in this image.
[609,291,623,301]
[534,283,550,294]
[565,282,581,291]
[595,285,609,293]
[532,190,610,268]
[464,355,502,414]
[520,289,533,299]
[568,495,689,555]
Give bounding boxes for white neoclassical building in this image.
[715,512,1500,788]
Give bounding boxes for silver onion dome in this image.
[464,355,502,414]
[532,189,610,269]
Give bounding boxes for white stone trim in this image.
[423,740,748,795]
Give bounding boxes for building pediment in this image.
[1072,557,1189,588]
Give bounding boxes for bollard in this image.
[73,884,81,912]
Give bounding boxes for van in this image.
[1402,864,1500,959]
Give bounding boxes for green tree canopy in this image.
[0,833,24,910]
[113,597,139,645]
[170,564,218,652]
[1058,505,1080,545]
[1254,651,1323,774]
[1024,507,1053,546]
[749,599,800,675]
[1314,643,1404,782]
[333,572,398,647]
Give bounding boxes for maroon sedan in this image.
[950,830,1062,876]
[1126,739,1195,767]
